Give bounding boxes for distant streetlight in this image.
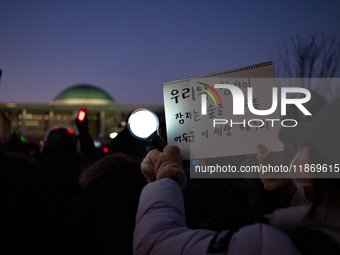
[109,132,118,139]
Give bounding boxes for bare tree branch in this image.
[278,33,340,99]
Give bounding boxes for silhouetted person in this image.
[62,129,147,255]
[75,110,102,167]
[16,128,83,255]
[1,135,36,254]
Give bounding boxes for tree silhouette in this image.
[278,34,340,99]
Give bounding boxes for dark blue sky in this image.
[0,0,339,106]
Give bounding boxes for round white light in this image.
[109,132,118,139]
[128,109,158,139]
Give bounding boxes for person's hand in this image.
[257,144,290,190]
[141,145,186,189]
[245,154,257,163]
[75,113,89,133]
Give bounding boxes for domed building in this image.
[0,84,163,145]
[52,84,115,105]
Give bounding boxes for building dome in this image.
[51,84,114,105]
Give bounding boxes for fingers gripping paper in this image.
[163,62,283,160]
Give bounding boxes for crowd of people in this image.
[0,94,339,255]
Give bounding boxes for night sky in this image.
[0,0,339,106]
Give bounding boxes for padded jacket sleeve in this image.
[134,178,301,255]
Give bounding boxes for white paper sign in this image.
[163,62,284,160]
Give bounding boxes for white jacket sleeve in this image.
[134,178,216,255]
[133,178,301,255]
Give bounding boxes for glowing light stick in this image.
[78,107,86,121]
[128,108,166,151]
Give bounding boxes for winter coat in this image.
[134,178,340,255]
[17,152,83,254]
[62,154,147,255]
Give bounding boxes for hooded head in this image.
[42,127,77,155]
